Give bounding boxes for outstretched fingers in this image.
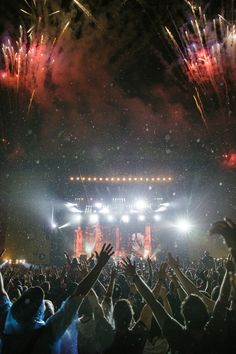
[104,243,113,255]
[0,249,6,258]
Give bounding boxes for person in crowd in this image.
[121,249,234,354]
[0,217,236,354]
[0,244,114,354]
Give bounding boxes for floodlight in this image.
[138,215,145,222]
[154,214,161,222]
[121,215,130,223]
[100,207,109,214]
[135,199,147,210]
[89,214,99,224]
[107,214,114,222]
[51,222,57,229]
[175,219,192,233]
[58,222,71,229]
[94,202,103,209]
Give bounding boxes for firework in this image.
[165,2,236,122]
[0,0,70,109]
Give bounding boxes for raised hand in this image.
[210,218,236,256]
[0,249,6,259]
[95,243,114,267]
[121,257,136,277]
[225,254,234,273]
[78,261,89,278]
[167,253,179,270]
[158,262,168,281]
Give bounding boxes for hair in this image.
[11,286,45,324]
[113,299,134,330]
[181,294,209,330]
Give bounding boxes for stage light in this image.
[175,219,192,233]
[89,214,99,224]
[143,249,149,259]
[85,244,94,254]
[138,215,145,221]
[100,207,109,214]
[135,199,147,210]
[156,206,166,212]
[121,215,130,223]
[94,202,103,209]
[51,222,57,229]
[154,214,161,221]
[107,214,114,222]
[59,222,71,229]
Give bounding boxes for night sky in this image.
[0,0,235,173]
[1,0,236,259]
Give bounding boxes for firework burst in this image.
[0,0,71,112]
[165,1,236,126]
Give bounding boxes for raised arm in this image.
[121,258,170,329]
[210,218,236,266]
[213,254,232,317]
[64,251,72,266]
[74,244,114,297]
[0,249,8,298]
[101,267,116,319]
[168,253,215,313]
[46,244,114,339]
[147,257,153,287]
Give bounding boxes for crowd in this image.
[0,218,236,354]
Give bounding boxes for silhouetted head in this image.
[113,299,134,330]
[11,286,45,324]
[181,294,209,330]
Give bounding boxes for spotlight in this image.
[51,222,57,229]
[138,215,145,222]
[94,202,103,209]
[156,206,167,212]
[89,214,99,224]
[58,222,71,229]
[121,215,130,223]
[154,214,161,222]
[100,207,109,214]
[75,214,82,223]
[85,244,94,254]
[175,219,192,233]
[135,199,147,210]
[107,214,114,222]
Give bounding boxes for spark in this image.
[0,0,69,107]
[28,89,35,113]
[73,0,98,24]
[20,8,32,16]
[49,10,60,17]
[166,1,236,126]
[60,20,71,38]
